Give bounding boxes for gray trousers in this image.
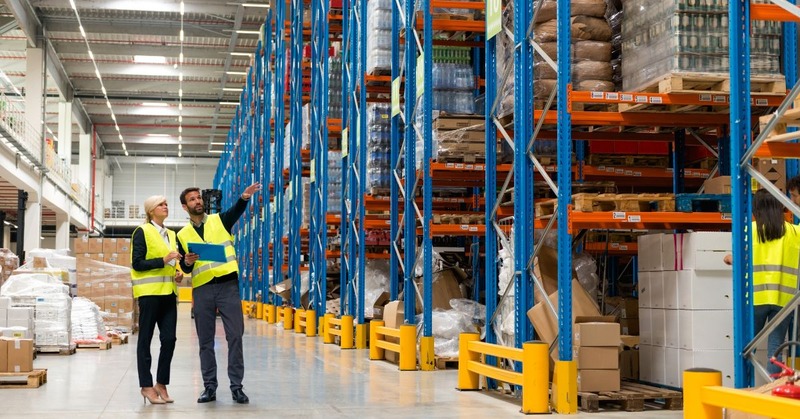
[193,279,245,391]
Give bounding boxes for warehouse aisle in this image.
[2,304,681,418]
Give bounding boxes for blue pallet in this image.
[675,194,732,213]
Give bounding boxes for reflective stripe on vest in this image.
[130,223,178,298]
[177,214,239,288]
[752,221,800,307]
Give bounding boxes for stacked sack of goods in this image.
[532,0,620,97]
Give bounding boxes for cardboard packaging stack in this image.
[0,248,20,287]
[574,320,622,392]
[0,336,34,373]
[75,239,135,334]
[638,232,734,387]
[74,237,132,269]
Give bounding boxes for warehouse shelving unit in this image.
[262,16,276,311]
[271,0,289,308]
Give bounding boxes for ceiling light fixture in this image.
[134,55,168,64]
[70,5,125,150]
[147,133,170,137]
[219,102,240,106]
[225,71,247,75]
[222,87,243,92]
[234,30,261,35]
[228,52,253,57]
[141,102,169,107]
[240,3,271,8]
[178,1,185,160]
[209,150,223,154]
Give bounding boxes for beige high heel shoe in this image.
[141,388,166,405]
[154,384,174,403]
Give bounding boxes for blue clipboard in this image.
[188,243,227,263]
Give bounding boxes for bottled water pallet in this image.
[578,382,683,413]
[0,369,48,389]
[36,344,76,355]
[675,193,731,213]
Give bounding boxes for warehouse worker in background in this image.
[724,189,799,375]
[131,195,183,405]
[177,183,261,404]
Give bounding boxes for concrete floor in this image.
[4,304,683,418]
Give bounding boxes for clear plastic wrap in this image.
[1,273,72,347]
[363,259,391,318]
[327,150,343,213]
[20,248,77,295]
[493,230,516,347]
[621,0,782,91]
[75,258,135,333]
[415,301,483,358]
[367,103,391,192]
[0,248,19,286]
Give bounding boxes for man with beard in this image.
[177,183,261,404]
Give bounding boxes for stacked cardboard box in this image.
[74,237,131,269]
[75,254,135,333]
[0,248,20,287]
[0,337,34,373]
[638,232,733,388]
[574,320,621,392]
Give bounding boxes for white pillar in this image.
[57,101,73,160]
[23,200,42,253]
[55,211,70,250]
[78,133,91,187]
[25,47,44,148]
[2,228,10,251]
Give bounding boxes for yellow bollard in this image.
[323,313,334,344]
[521,341,550,414]
[355,323,368,349]
[370,320,385,360]
[684,368,723,419]
[256,302,264,320]
[294,309,304,333]
[420,336,435,371]
[552,360,577,414]
[457,333,480,390]
[266,304,276,324]
[399,324,417,371]
[341,315,354,349]
[306,310,317,337]
[283,306,293,330]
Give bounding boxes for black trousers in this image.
[193,278,245,391]
[137,294,178,388]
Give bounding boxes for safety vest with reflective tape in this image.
[753,221,800,307]
[130,223,178,298]
[177,214,239,288]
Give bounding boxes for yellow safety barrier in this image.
[456,333,550,414]
[282,306,293,330]
[369,320,417,371]
[294,309,317,337]
[323,314,354,349]
[265,304,276,323]
[256,302,264,320]
[684,368,800,419]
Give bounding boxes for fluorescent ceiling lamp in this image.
[226,71,247,75]
[134,55,167,64]
[219,101,240,105]
[228,52,253,56]
[222,87,243,91]
[147,133,171,137]
[141,102,169,107]
[241,3,271,7]
[211,142,227,145]
[234,30,260,35]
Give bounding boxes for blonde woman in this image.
[131,195,184,404]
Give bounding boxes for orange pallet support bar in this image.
[583,242,638,255]
[756,142,800,158]
[533,210,732,233]
[751,3,800,22]
[569,89,785,108]
[415,19,485,33]
[537,110,735,127]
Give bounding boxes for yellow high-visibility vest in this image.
[753,221,800,307]
[177,214,239,288]
[130,223,178,298]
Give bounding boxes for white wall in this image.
[110,160,216,224]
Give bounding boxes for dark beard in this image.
[189,206,205,216]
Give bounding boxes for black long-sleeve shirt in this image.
[177,198,250,279]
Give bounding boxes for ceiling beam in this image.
[112,155,220,167]
[31,0,250,16]
[3,0,39,47]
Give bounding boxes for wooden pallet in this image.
[76,340,112,350]
[578,381,683,413]
[111,334,130,345]
[534,198,558,217]
[416,11,475,22]
[0,369,48,389]
[435,356,459,370]
[535,100,618,112]
[629,72,786,96]
[574,193,675,213]
[588,154,669,168]
[36,344,76,355]
[675,193,732,213]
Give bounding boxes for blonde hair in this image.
[143,195,168,223]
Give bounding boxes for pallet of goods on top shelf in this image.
[535,193,675,217]
[587,154,669,168]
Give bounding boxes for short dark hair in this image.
[788,175,800,195]
[180,187,201,205]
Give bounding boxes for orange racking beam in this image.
[569,90,784,107]
[415,19,485,33]
[430,1,485,9]
[583,242,638,255]
[533,211,731,233]
[755,143,800,158]
[541,110,734,126]
[751,3,800,22]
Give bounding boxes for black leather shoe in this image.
[197,387,216,403]
[232,388,249,404]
